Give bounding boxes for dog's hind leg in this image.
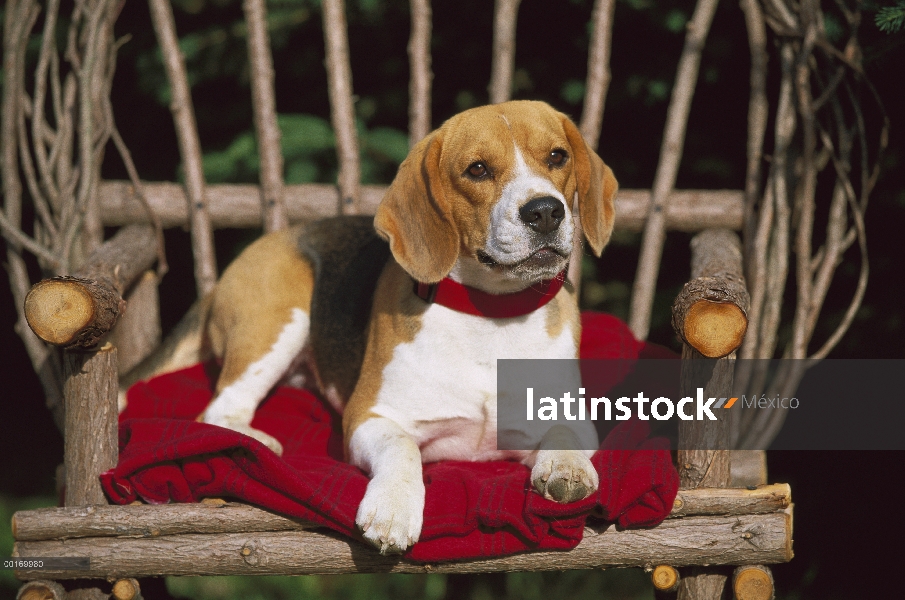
[202,307,310,455]
[201,227,315,455]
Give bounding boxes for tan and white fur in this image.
[123,101,619,555]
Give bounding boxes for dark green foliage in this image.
[875,1,905,32]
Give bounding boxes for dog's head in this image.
[375,100,618,291]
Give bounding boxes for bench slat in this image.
[13,508,792,579]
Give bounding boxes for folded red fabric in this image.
[101,311,679,562]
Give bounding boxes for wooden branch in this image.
[808,159,868,361]
[790,18,819,361]
[676,228,744,600]
[628,0,720,340]
[677,316,735,600]
[52,75,78,257]
[75,0,113,259]
[739,0,768,280]
[677,350,733,489]
[803,178,847,344]
[97,181,743,232]
[488,0,521,104]
[111,578,142,600]
[729,450,767,488]
[736,43,796,446]
[25,276,124,348]
[652,565,680,592]
[322,0,361,214]
[733,565,775,600]
[108,271,161,375]
[570,0,616,289]
[737,164,774,363]
[798,80,868,360]
[65,587,108,600]
[13,511,792,579]
[1,0,27,232]
[148,0,217,297]
[12,485,790,542]
[106,105,168,278]
[243,0,287,232]
[24,225,158,348]
[21,0,61,249]
[31,0,63,226]
[579,0,616,151]
[0,196,61,267]
[16,580,66,600]
[13,502,315,542]
[4,0,65,428]
[63,343,118,506]
[83,0,121,261]
[672,229,749,358]
[751,43,795,366]
[64,224,158,296]
[677,567,728,600]
[407,0,432,146]
[669,484,789,518]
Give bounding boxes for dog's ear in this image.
[374,132,459,283]
[561,116,617,257]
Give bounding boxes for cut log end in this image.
[111,578,141,600]
[682,300,747,358]
[652,564,680,591]
[16,580,66,600]
[733,565,775,600]
[25,280,96,345]
[25,277,123,348]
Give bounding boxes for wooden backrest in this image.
[5,1,880,453]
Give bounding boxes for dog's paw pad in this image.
[356,478,424,555]
[532,450,598,503]
[534,475,591,504]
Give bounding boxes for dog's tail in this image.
[118,293,213,412]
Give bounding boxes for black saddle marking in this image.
[297,216,392,400]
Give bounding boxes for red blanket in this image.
[101,312,679,562]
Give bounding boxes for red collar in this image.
[414,271,567,318]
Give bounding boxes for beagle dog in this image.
[128,100,618,554]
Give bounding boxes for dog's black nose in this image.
[519,196,565,234]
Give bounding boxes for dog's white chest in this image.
[371,302,577,462]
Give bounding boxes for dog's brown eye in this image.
[467,162,488,179]
[548,149,567,167]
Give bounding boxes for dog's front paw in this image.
[531,449,599,503]
[356,476,425,555]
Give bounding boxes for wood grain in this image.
[148,0,218,297]
[675,228,747,600]
[63,344,118,506]
[13,485,790,542]
[652,565,680,591]
[13,511,792,580]
[672,229,750,358]
[24,225,156,348]
[733,564,775,600]
[96,181,744,232]
[108,271,161,375]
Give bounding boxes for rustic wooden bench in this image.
[17,0,890,598]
